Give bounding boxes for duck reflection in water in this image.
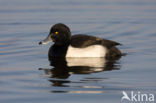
[39,57,121,86]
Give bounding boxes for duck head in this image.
[39,23,71,45]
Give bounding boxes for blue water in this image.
[0,0,156,103]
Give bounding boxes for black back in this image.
[71,34,121,48]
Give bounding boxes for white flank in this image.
[66,45,107,57]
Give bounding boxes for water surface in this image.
[0,0,156,103]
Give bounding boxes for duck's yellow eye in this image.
[55,31,59,35]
